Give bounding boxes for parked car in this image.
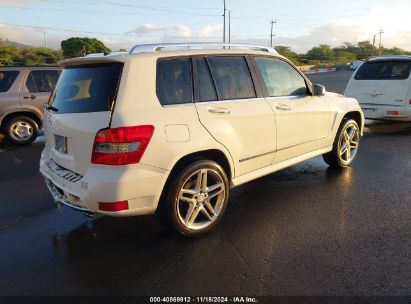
[345,55,411,121]
[0,65,60,145]
[349,60,363,70]
[40,43,364,236]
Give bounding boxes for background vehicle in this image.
[0,65,60,145]
[349,60,363,70]
[40,43,364,236]
[345,55,411,121]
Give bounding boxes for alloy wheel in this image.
[176,168,226,231]
[338,122,360,164]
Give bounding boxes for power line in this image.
[0,4,219,17]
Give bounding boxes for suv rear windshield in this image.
[354,60,411,80]
[49,63,123,114]
[0,71,19,92]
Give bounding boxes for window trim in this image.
[24,69,59,93]
[192,56,219,103]
[155,56,194,107]
[251,55,313,98]
[0,70,19,93]
[205,55,259,102]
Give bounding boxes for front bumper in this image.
[39,148,170,216]
[360,104,411,121]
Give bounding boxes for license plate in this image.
[54,135,67,153]
[363,108,376,113]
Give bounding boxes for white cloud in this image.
[127,23,166,35]
[200,24,223,37]
[175,25,192,38]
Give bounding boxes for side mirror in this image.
[313,83,326,96]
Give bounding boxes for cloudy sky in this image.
[0,0,410,53]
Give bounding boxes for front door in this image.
[252,56,330,162]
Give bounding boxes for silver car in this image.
[0,65,60,145]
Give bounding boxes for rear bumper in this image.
[39,148,170,216]
[360,104,411,121]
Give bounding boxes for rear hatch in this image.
[345,59,411,106]
[44,61,123,175]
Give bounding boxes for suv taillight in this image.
[91,125,155,165]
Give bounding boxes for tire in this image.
[3,115,39,146]
[323,119,360,168]
[158,160,230,237]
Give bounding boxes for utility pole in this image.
[228,10,231,43]
[378,28,384,55]
[43,32,47,48]
[372,34,376,56]
[270,19,276,48]
[222,0,227,43]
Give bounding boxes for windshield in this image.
[49,63,123,114]
[354,60,411,80]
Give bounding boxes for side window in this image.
[0,71,19,93]
[207,56,256,100]
[156,58,193,105]
[26,70,59,93]
[194,57,217,102]
[254,57,308,97]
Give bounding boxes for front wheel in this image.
[4,115,39,146]
[158,160,230,237]
[323,119,361,168]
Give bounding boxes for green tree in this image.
[61,37,111,58]
[356,41,373,59]
[274,46,299,64]
[305,44,334,61]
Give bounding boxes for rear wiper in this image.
[44,104,59,112]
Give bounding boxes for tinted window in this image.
[157,58,192,105]
[49,63,123,114]
[26,70,59,92]
[255,57,307,97]
[194,58,217,102]
[354,61,411,80]
[0,71,19,93]
[207,56,256,100]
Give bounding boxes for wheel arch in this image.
[342,111,363,134]
[156,149,233,214]
[0,110,43,131]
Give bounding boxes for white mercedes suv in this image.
[40,43,364,236]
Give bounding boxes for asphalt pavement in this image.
[0,70,410,299]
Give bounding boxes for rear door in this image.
[44,62,123,175]
[193,55,276,177]
[21,69,59,111]
[346,60,411,106]
[252,56,330,163]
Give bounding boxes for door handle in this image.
[208,107,231,115]
[275,104,291,111]
[23,95,36,100]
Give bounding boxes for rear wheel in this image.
[4,115,39,146]
[323,119,360,168]
[158,160,230,237]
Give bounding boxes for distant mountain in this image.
[2,40,34,49]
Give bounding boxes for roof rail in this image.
[129,43,278,55]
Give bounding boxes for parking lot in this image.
[0,70,410,298]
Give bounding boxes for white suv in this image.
[40,43,364,236]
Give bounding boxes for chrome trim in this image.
[129,43,279,54]
[239,150,276,163]
[277,136,327,152]
[45,178,90,212]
